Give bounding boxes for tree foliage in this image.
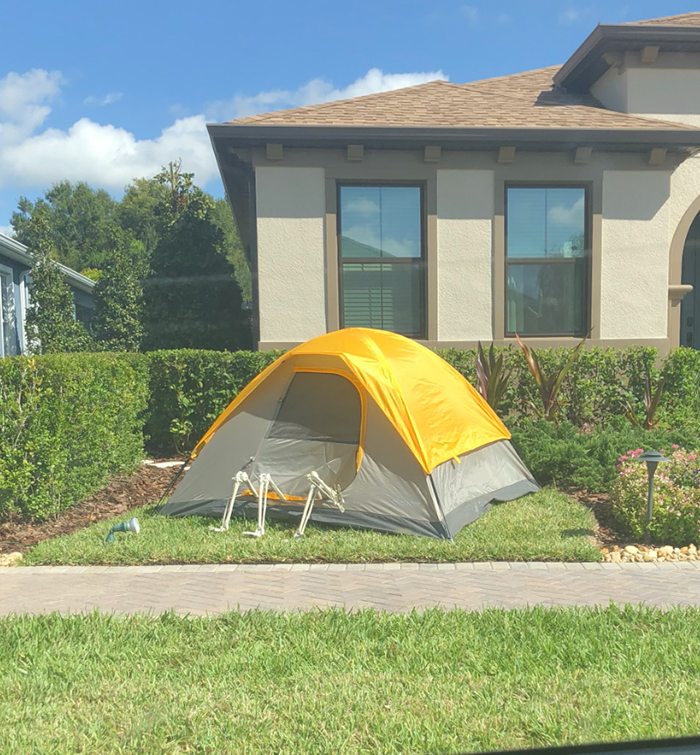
[23,214,93,354]
[211,197,251,302]
[116,177,171,255]
[91,230,143,352]
[12,182,120,272]
[11,160,252,353]
[142,162,249,351]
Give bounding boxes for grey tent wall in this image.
[430,440,539,536]
[161,360,296,514]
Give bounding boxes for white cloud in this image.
[343,196,380,215]
[558,4,595,25]
[0,69,64,145]
[0,67,448,197]
[461,5,479,23]
[548,195,585,226]
[0,70,217,191]
[83,92,123,106]
[208,67,448,121]
[0,224,14,238]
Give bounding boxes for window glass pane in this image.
[545,188,586,258]
[0,271,19,357]
[507,188,546,259]
[379,187,421,258]
[342,262,422,336]
[339,186,421,259]
[506,261,585,336]
[339,186,382,258]
[507,187,586,259]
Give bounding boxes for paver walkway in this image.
[1,562,700,615]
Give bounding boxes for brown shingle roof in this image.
[629,11,700,26]
[227,72,697,131]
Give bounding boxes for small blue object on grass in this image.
[105,517,140,543]
[636,451,669,545]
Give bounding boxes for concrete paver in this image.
[1,562,700,615]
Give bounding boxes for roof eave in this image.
[554,23,700,92]
[208,123,700,152]
[0,233,96,293]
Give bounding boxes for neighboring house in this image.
[208,11,700,354]
[0,233,96,357]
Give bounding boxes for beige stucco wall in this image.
[600,170,671,340]
[627,68,700,128]
[590,67,629,113]
[590,55,700,128]
[436,169,494,341]
[248,146,697,350]
[255,167,327,343]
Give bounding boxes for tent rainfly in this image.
[161,328,539,539]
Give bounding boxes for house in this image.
[0,232,96,357]
[209,11,700,354]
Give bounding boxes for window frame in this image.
[504,182,591,338]
[336,180,427,339]
[0,263,18,358]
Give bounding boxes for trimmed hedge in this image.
[4,344,700,520]
[145,349,281,453]
[437,345,662,427]
[0,354,148,519]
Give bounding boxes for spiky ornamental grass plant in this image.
[475,342,511,413]
[515,334,587,423]
[624,372,666,431]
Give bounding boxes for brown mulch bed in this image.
[565,487,628,547]
[0,463,181,555]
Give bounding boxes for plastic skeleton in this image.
[209,471,255,532]
[209,471,283,535]
[293,471,345,539]
[242,473,289,538]
[210,469,344,538]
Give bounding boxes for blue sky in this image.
[0,0,695,234]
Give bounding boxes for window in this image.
[0,266,19,357]
[506,186,589,337]
[75,301,94,330]
[338,185,425,337]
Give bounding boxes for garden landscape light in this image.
[105,517,140,543]
[636,451,668,544]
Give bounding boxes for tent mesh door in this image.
[251,371,362,495]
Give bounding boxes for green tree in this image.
[91,230,143,352]
[12,182,120,271]
[142,162,249,350]
[24,214,93,354]
[211,198,251,303]
[117,177,171,255]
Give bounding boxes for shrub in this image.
[145,349,281,454]
[610,447,700,545]
[438,345,660,427]
[660,347,700,431]
[510,418,700,493]
[0,353,148,520]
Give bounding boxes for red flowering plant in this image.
[610,446,700,545]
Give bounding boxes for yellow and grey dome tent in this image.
[161,328,538,539]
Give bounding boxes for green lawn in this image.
[24,488,600,565]
[2,606,700,754]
